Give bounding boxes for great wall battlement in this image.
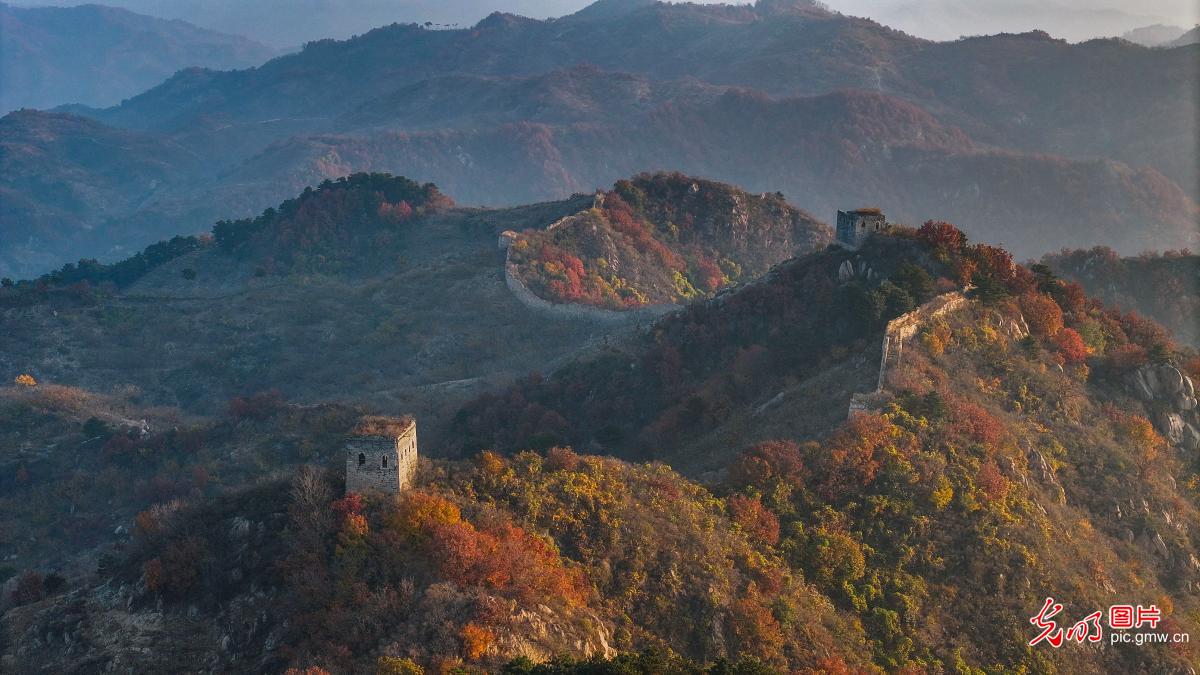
[502,261,677,324]
[499,200,680,324]
[849,290,968,418]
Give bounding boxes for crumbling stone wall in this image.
[849,291,967,418]
[499,211,678,324]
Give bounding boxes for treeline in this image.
[212,173,450,259]
[0,235,204,306]
[0,173,452,306]
[1042,246,1198,346]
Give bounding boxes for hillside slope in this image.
[1043,247,1200,347]
[4,218,1200,673]
[0,174,620,423]
[455,220,1200,672]
[0,411,874,671]
[3,171,828,429]
[0,2,273,112]
[0,110,206,278]
[507,173,831,308]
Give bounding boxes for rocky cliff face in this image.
[1128,363,1200,453]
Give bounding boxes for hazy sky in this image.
[10,0,1198,47]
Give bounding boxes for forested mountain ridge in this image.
[5,216,1200,673]
[1043,247,1199,347]
[507,173,831,308]
[453,220,1200,672]
[0,174,616,421]
[5,80,1194,279]
[2,0,1196,277]
[73,0,1195,192]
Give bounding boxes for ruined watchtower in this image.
[345,416,418,495]
[836,208,888,250]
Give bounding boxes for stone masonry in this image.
[345,417,418,495]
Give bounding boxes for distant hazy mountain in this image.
[0,109,206,276]
[1122,23,1189,46]
[1168,26,1200,46]
[10,0,1194,47]
[846,0,1166,42]
[3,0,598,48]
[76,2,1197,196]
[0,3,274,111]
[2,0,1196,277]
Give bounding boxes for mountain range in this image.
[1122,23,1193,46]
[0,2,275,112]
[0,0,1196,279]
[3,172,1198,672]
[3,2,1200,672]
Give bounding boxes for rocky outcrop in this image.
[1127,363,1200,453]
[489,604,617,662]
[986,309,1029,340]
[1027,446,1066,505]
[837,257,876,282]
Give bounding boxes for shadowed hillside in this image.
[1,172,829,431]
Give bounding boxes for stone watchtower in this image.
[836,208,888,250]
[345,416,418,495]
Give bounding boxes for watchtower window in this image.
[382,456,388,468]
[358,453,366,466]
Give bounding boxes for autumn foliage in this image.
[728,494,781,545]
[917,220,966,253]
[1054,326,1089,363]
[509,172,825,308]
[1020,292,1064,338]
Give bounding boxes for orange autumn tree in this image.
[427,519,589,606]
[1019,292,1064,338]
[727,494,781,546]
[384,490,588,607]
[1104,405,1165,478]
[385,491,462,538]
[1055,327,1089,363]
[815,413,909,501]
[917,220,967,254]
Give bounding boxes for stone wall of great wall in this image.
[502,261,677,324]
[500,196,679,324]
[849,291,968,418]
